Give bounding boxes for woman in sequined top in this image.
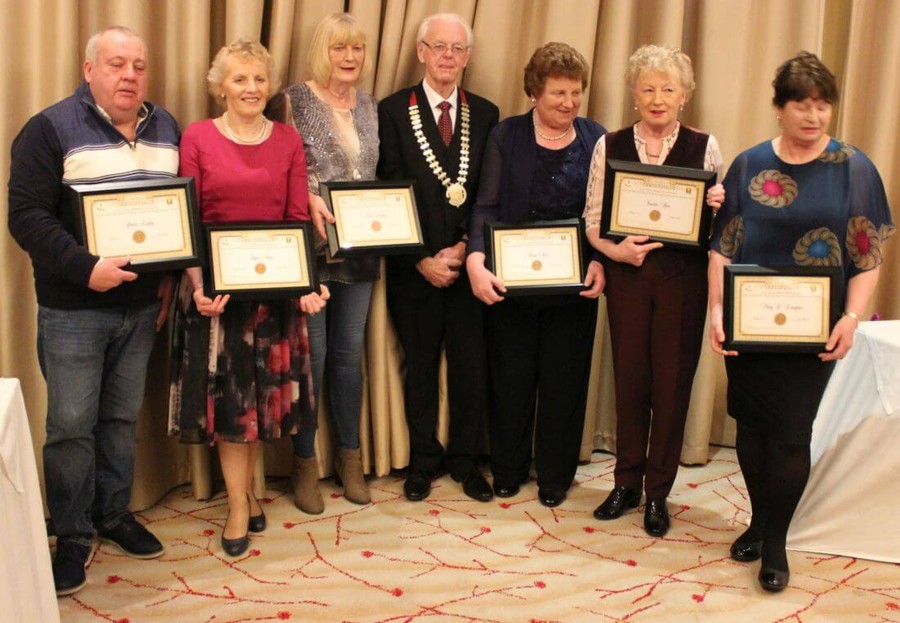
[268,13,379,513]
[709,52,893,592]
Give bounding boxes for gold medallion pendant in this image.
[446,183,467,208]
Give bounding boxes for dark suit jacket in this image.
[378,82,499,298]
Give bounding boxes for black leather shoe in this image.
[53,540,91,597]
[644,498,670,537]
[538,488,567,508]
[758,566,790,592]
[454,470,493,502]
[98,517,164,559]
[593,486,642,520]
[730,533,763,562]
[404,472,432,501]
[248,494,266,533]
[493,482,520,498]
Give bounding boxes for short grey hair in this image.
[85,26,144,64]
[625,44,696,101]
[416,13,473,48]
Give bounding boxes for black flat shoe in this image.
[454,470,493,502]
[758,566,790,592]
[538,488,566,508]
[493,482,520,498]
[403,471,432,501]
[644,498,670,537]
[247,494,266,533]
[593,486,642,520]
[730,531,763,562]
[758,545,790,592]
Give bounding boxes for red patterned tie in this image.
[437,101,453,146]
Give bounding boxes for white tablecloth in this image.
[788,321,900,562]
[0,378,60,620]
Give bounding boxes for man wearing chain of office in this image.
[378,12,499,503]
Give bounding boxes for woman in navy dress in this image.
[709,52,894,591]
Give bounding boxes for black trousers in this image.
[605,249,708,499]
[486,295,597,492]
[387,277,488,478]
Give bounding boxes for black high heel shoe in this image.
[247,493,266,533]
[221,513,250,557]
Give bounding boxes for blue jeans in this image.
[38,303,159,546]
[292,280,373,457]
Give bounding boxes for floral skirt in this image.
[167,277,315,443]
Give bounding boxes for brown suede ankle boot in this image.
[291,456,324,515]
[334,447,370,504]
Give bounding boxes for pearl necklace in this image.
[408,90,470,207]
[221,113,269,144]
[533,111,573,141]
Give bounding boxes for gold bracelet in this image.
[842,311,860,324]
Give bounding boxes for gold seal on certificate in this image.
[206,222,317,299]
[320,181,425,258]
[69,177,202,272]
[723,265,841,353]
[446,183,467,208]
[484,219,587,296]
[601,159,716,250]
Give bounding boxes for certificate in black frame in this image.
[205,221,318,300]
[601,159,716,251]
[70,176,203,272]
[723,264,842,353]
[483,218,587,297]
[320,180,425,258]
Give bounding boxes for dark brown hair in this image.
[772,52,839,107]
[523,42,589,98]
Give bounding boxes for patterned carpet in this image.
[57,447,900,622]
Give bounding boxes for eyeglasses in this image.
[420,41,470,56]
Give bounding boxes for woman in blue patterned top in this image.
[708,52,894,592]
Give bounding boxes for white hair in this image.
[85,26,145,64]
[416,13,473,47]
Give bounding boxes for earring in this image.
[220,93,226,99]
[680,105,684,111]
[634,105,638,111]
[531,97,535,103]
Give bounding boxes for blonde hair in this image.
[207,39,279,104]
[625,45,696,101]
[307,13,371,88]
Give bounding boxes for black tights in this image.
[735,422,811,571]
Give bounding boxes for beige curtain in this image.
[2,0,897,508]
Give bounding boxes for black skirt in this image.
[725,353,835,444]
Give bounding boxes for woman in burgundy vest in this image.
[582,45,724,538]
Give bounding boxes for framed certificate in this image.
[601,159,716,250]
[320,181,425,257]
[206,222,317,300]
[70,177,202,272]
[484,219,587,296]
[723,265,841,353]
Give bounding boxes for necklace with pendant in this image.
[408,90,470,207]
